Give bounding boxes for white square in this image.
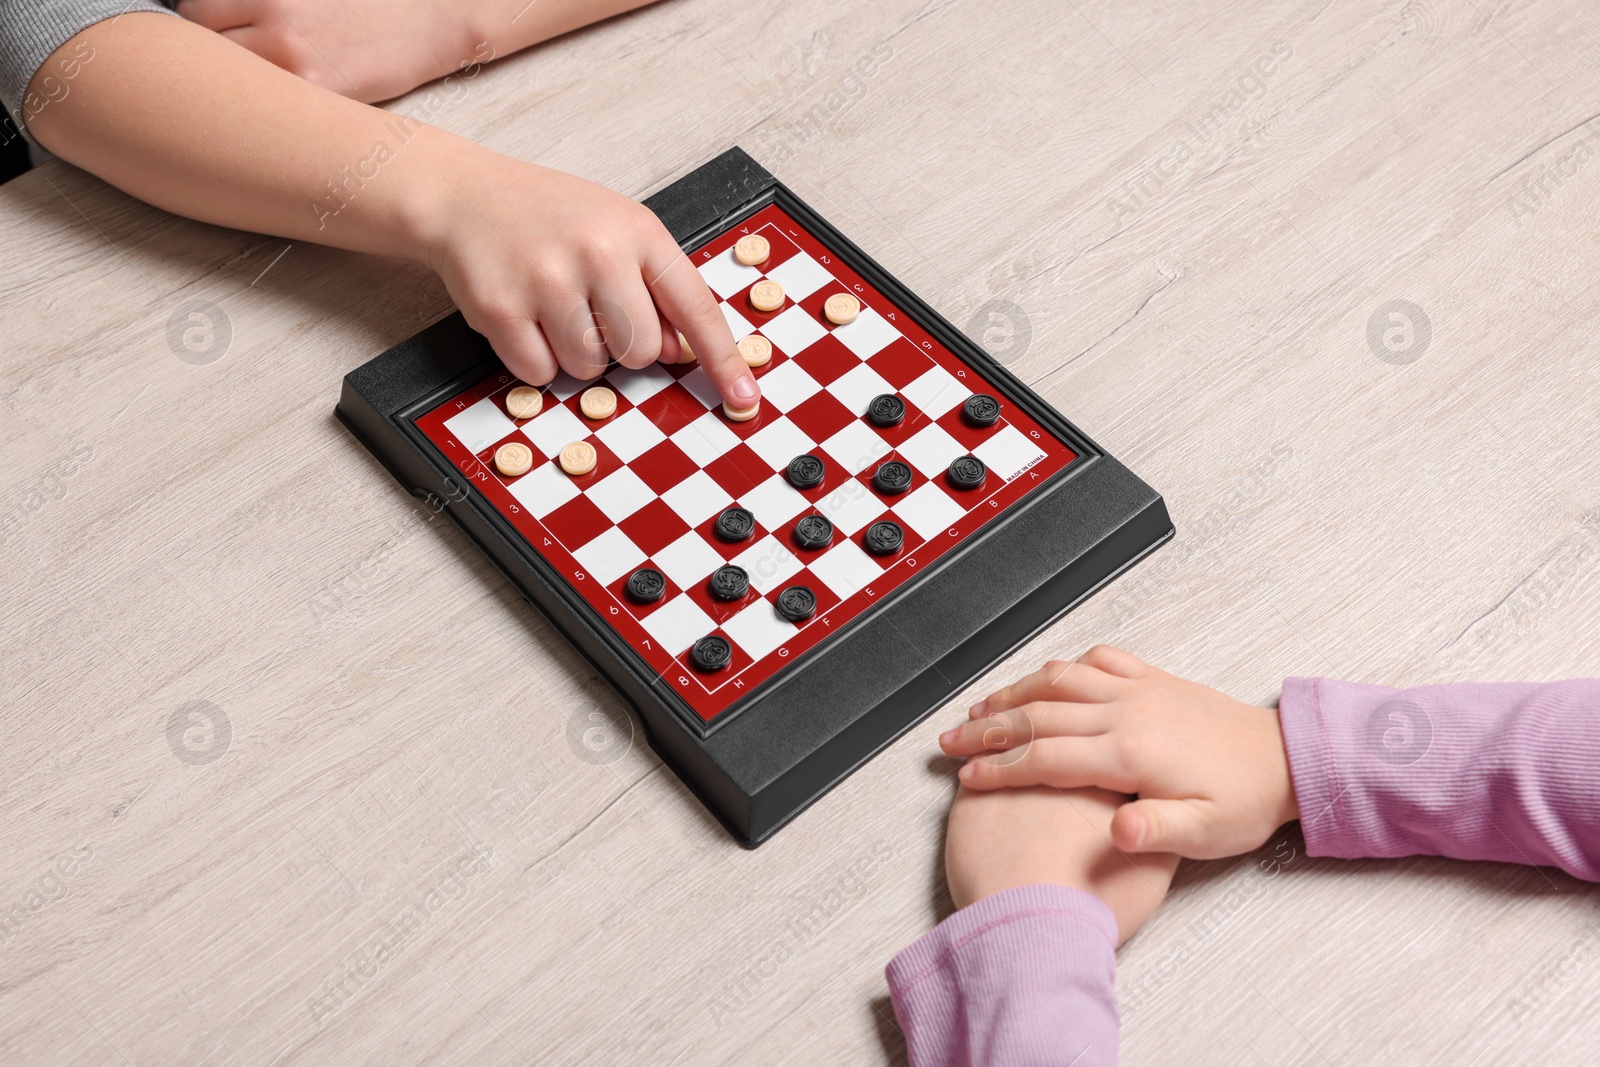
[903,365,971,419]
[896,482,966,540]
[832,308,900,358]
[677,366,722,410]
[818,481,887,535]
[507,460,578,518]
[571,527,646,586]
[745,417,817,471]
[764,252,835,301]
[444,398,516,453]
[653,531,725,590]
[810,540,882,600]
[754,360,823,412]
[898,424,968,478]
[821,421,892,475]
[731,535,804,594]
[741,475,809,531]
[975,425,1049,481]
[545,374,587,401]
[722,602,799,661]
[661,470,728,527]
[594,408,666,463]
[699,247,763,299]
[671,412,739,468]
[641,594,715,655]
[760,305,828,355]
[721,303,756,341]
[827,364,895,417]
[586,467,655,523]
[607,363,674,404]
[521,404,591,459]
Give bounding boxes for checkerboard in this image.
[414,203,1078,722]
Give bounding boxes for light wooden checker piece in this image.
[494,441,534,477]
[737,335,772,367]
[505,385,543,419]
[748,280,784,312]
[579,386,617,420]
[824,293,860,325]
[558,441,598,476]
[734,234,770,266]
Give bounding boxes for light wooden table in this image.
[5,1,1600,1063]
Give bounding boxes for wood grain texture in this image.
[4,0,1600,1062]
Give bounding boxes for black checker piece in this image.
[864,520,905,557]
[715,506,756,542]
[709,564,750,601]
[873,460,912,495]
[691,635,732,671]
[867,393,905,428]
[626,567,667,603]
[963,394,1001,427]
[787,454,826,489]
[793,514,834,550]
[775,585,817,622]
[948,455,987,489]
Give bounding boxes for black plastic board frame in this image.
[337,147,1174,845]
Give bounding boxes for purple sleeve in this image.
[1279,677,1600,880]
[886,884,1120,1067]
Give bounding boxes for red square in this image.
[790,334,857,385]
[542,494,612,550]
[866,339,936,389]
[618,498,692,557]
[631,440,700,495]
[937,405,996,450]
[634,382,704,437]
[748,224,801,271]
[703,444,771,497]
[785,391,856,445]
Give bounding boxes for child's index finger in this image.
[645,247,761,409]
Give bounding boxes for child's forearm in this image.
[889,886,1120,1067]
[29,10,761,404]
[1281,677,1600,880]
[470,0,663,64]
[28,13,467,263]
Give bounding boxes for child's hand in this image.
[176,0,472,102]
[945,784,1178,946]
[940,646,1299,861]
[420,156,760,405]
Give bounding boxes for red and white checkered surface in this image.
[415,203,1077,721]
